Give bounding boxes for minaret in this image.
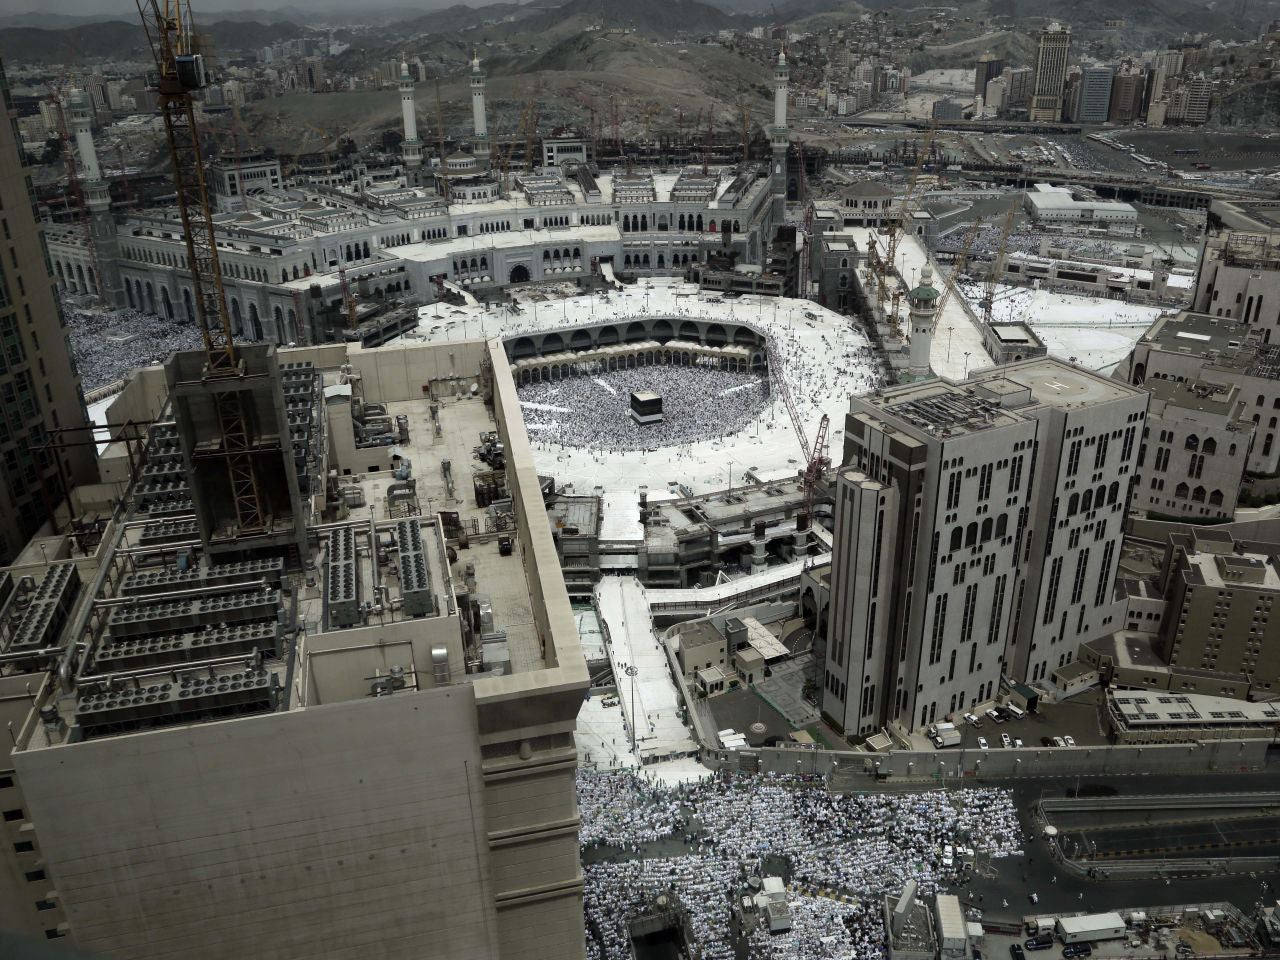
[399,60,422,183]
[68,89,124,306]
[907,264,940,380]
[771,49,789,222]
[470,52,491,171]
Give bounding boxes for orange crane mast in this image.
[137,0,266,534]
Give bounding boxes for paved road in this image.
[958,776,1280,923]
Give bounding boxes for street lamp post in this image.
[625,664,640,755]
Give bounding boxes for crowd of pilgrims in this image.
[518,364,770,452]
[579,769,1023,960]
[63,298,221,391]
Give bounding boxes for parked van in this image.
[1005,703,1026,720]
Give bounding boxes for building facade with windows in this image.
[0,59,96,563]
[823,358,1146,735]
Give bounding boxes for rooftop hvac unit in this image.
[431,646,451,685]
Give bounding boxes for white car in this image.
[964,712,982,727]
[1014,738,1024,748]
[1063,735,1076,747]
[1001,733,1012,748]
[942,844,954,867]
[977,736,989,750]
[1052,736,1067,748]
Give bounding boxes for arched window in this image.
[362,241,370,259]
[1068,493,1079,514]
[573,248,580,259]
[1203,437,1217,455]
[981,517,993,542]
[1081,490,1093,512]
[543,250,550,261]
[995,514,1008,538]
[950,528,962,552]
[1191,486,1206,503]
[965,522,978,548]
[696,214,703,231]
[678,214,686,230]
[480,256,488,270]
[1107,481,1119,505]
[1185,434,1199,451]
[1209,490,1223,507]
[642,254,650,266]
[841,257,848,268]
[1175,482,1189,499]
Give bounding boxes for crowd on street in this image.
[579,770,1023,960]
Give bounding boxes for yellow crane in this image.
[981,201,1018,327]
[934,217,983,319]
[434,78,451,203]
[883,121,937,286]
[136,0,266,533]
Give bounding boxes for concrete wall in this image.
[350,339,489,404]
[708,736,1272,781]
[14,685,501,960]
[471,339,589,960]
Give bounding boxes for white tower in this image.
[771,49,789,222]
[470,52,490,171]
[907,264,940,380]
[399,60,422,182]
[68,89,124,306]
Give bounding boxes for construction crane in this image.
[883,121,936,278]
[48,83,101,301]
[980,202,1018,327]
[523,88,542,173]
[338,262,357,329]
[934,217,982,319]
[114,142,133,206]
[766,336,830,522]
[137,0,267,534]
[433,78,451,202]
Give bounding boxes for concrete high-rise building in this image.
[822,358,1147,735]
[0,335,589,959]
[1002,66,1034,107]
[1073,65,1114,124]
[1108,60,1146,124]
[974,53,1005,102]
[1030,23,1072,122]
[1160,530,1280,693]
[0,61,97,563]
[985,77,1008,115]
[1151,49,1184,101]
[1181,74,1213,124]
[772,49,789,220]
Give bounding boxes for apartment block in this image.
[1133,378,1252,521]
[824,358,1146,734]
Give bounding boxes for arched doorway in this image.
[509,264,530,284]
